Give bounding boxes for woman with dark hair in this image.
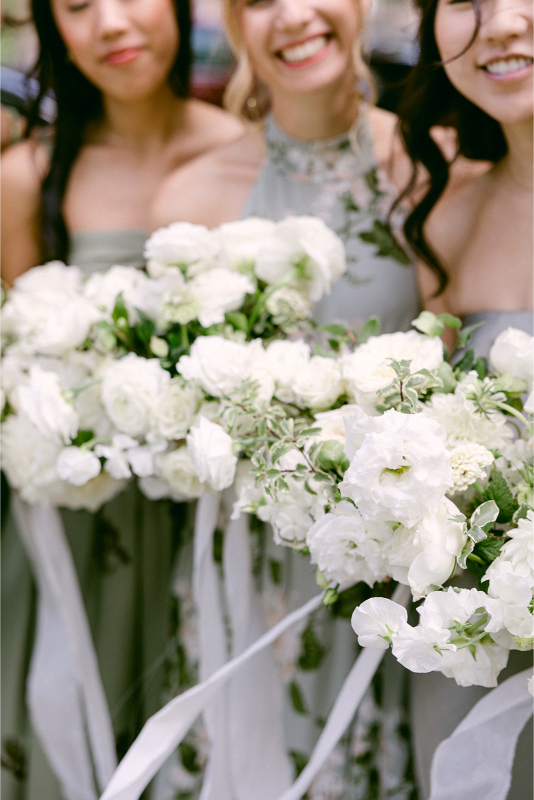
[1,2,242,797]
[396,0,532,796]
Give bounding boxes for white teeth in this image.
[280,35,328,64]
[485,56,533,75]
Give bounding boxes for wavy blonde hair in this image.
[222,0,376,121]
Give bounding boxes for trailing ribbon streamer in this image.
[99,593,323,800]
[13,496,117,800]
[429,667,534,800]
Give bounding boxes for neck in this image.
[270,74,360,141]
[97,83,184,151]
[498,118,534,191]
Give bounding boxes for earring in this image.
[66,49,75,63]
[246,95,260,122]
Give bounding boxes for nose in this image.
[94,0,129,40]
[480,0,532,46]
[273,0,315,33]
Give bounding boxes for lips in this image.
[104,47,143,66]
[277,34,331,66]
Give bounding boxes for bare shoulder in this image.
[181,99,245,154]
[1,139,48,283]
[366,106,412,194]
[151,128,266,230]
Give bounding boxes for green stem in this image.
[455,629,489,651]
[247,270,297,334]
[491,400,533,433]
[180,324,189,350]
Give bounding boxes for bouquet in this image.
[1,216,346,511]
[187,315,533,689]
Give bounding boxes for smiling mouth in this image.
[277,34,331,65]
[483,56,533,75]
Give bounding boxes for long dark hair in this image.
[396,0,507,292]
[26,0,192,263]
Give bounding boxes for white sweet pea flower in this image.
[351,597,408,650]
[16,366,79,443]
[292,355,345,410]
[447,441,494,493]
[218,218,276,270]
[150,378,201,441]
[307,501,392,588]
[340,410,452,528]
[265,339,311,404]
[95,434,139,480]
[255,216,346,302]
[486,561,533,608]
[257,479,327,549]
[188,267,254,328]
[418,587,489,630]
[101,353,170,437]
[56,447,102,486]
[489,328,533,385]
[341,331,443,407]
[391,621,453,673]
[186,417,237,491]
[144,222,219,277]
[127,434,168,478]
[486,512,534,592]
[439,640,509,687]
[1,412,63,498]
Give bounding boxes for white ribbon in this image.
[429,667,534,800]
[13,496,117,800]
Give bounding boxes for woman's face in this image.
[51,0,179,102]
[435,0,533,125]
[237,0,364,98]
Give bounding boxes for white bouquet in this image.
[1,217,346,510]
[189,315,533,689]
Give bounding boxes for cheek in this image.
[141,0,180,60]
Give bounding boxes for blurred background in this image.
[1,0,419,148]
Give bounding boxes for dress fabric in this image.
[410,310,534,800]
[1,232,179,800]
[237,111,422,799]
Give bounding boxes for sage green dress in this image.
[1,231,180,800]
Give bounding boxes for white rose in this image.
[189,267,254,328]
[186,417,237,491]
[150,378,200,440]
[101,353,170,437]
[489,328,533,385]
[218,218,276,270]
[340,409,452,528]
[307,500,392,587]
[16,366,79,443]
[255,216,346,302]
[144,222,219,277]
[158,446,205,500]
[178,336,274,400]
[56,447,102,486]
[341,331,443,407]
[1,412,62,496]
[351,597,408,650]
[266,339,311,404]
[292,356,345,410]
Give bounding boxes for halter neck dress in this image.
[1,230,181,800]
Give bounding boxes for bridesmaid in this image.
[1,1,242,797]
[396,0,533,796]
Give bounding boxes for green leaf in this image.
[112,293,129,324]
[475,537,507,563]
[357,316,380,344]
[470,500,499,529]
[289,680,308,714]
[269,559,282,585]
[437,312,462,330]
[359,220,412,265]
[455,347,476,373]
[289,750,309,778]
[71,429,94,447]
[320,323,349,337]
[270,442,294,464]
[330,582,372,618]
[412,310,444,337]
[457,321,485,349]
[475,357,488,380]
[458,538,475,569]
[469,524,488,543]
[436,361,457,393]
[316,440,350,473]
[213,527,224,565]
[298,619,326,671]
[179,741,201,774]
[483,472,518,523]
[225,311,249,332]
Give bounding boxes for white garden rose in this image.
[178,337,274,400]
[447,441,494,493]
[1,412,62,498]
[150,378,201,440]
[16,366,79,443]
[158,446,205,500]
[186,417,237,491]
[188,267,254,328]
[341,331,443,407]
[255,216,346,302]
[351,597,408,650]
[265,339,311,404]
[56,447,102,486]
[218,218,276,270]
[307,500,392,587]
[489,328,533,385]
[144,222,219,277]
[101,353,170,437]
[340,409,452,528]
[292,356,345,410]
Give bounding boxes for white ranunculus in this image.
[313,405,366,446]
[178,336,274,400]
[186,417,237,491]
[150,378,201,440]
[188,267,254,328]
[447,441,494,493]
[351,597,408,650]
[257,479,327,549]
[12,260,84,295]
[218,218,276,271]
[341,331,443,407]
[16,366,79,443]
[255,216,346,302]
[265,339,311,404]
[307,501,392,587]
[1,413,62,497]
[144,222,219,277]
[56,447,102,486]
[489,328,533,385]
[101,353,170,437]
[158,446,205,501]
[292,356,345,410]
[391,621,453,673]
[340,410,452,528]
